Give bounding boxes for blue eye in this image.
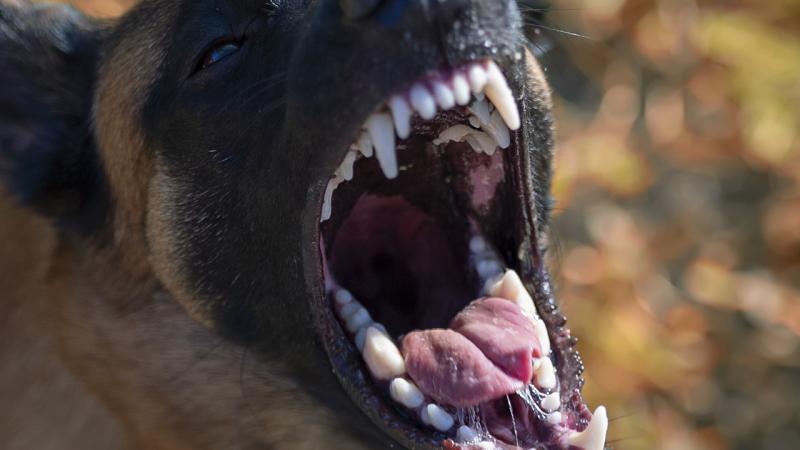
[199,40,241,71]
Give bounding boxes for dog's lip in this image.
[306,54,588,449]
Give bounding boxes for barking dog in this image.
[0,0,607,448]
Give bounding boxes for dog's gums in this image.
[318,60,607,449]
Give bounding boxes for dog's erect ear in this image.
[0,1,107,231]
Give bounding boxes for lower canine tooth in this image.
[366,113,398,179]
[457,425,478,443]
[410,84,437,120]
[484,61,521,130]
[362,327,405,380]
[566,406,609,450]
[425,404,454,432]
[389,378,424,409]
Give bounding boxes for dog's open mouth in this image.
[317,60,607,450]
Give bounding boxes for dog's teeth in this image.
[337,150,357,181]
[484,61,521,131]
[547,411,563,425]
[346,306,372,333]
[334,289,353,306]
[425,404,454,432]
[468,116,482,129]
[410,83,437,120]
[355,323,386,351]
[452,73,472,105]
[566,406,609,450]
[489,270,537,317]
[457,425,478,443]
[541,392,561,412]
[389,96,412,139]
[489,110,511,149]
[357,132,374,157]
[464,131,497,155]
[469,99,492,126]
[366,113,398,179]
[534,357,557,390]
[432,81,456,110]
[535,317,551,356]
[363,326,405,380]
[468,64,489,94]
[339,301,361,321]
[321,175,344,222]
[389,378,424,409]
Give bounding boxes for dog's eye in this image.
[197,40,241,71]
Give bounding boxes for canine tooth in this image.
[547,412,563,425]
[338,150,357,181]
[389,378,424,409]
[321,175,344,222]
[357,132,374,157]
[432,81,456,110]
[334,289,353,306]
[425,404,454,432]
[355,323,387,351]
[468,64,489,94]
[410,84,437,120]
[452,73,472,105]
[484,61,521,130]
[457,425,478,442]
[346,307,372,333]
[542,392,561,412]
[389,96,412,139]
[363,327,405,380]
[488,111,511,149]
[566,406,609,450]
[535,357,557,390]
[489,270,537,318]
[366,113,398,179]
[469,99,492,126]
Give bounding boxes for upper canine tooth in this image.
[468,64,489,94]
[362,326,405,380]
[566,406,609,450]
[432,81,456,110]
[483,61,521,130]
[366,113,398,179]
[357,132,374,157]
[389,96,412,139]
[452,73,472,105]
[410,84,437,120]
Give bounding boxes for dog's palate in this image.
[319,58,607,449]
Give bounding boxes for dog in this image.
[0,0,607,448]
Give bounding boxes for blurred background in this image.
[52,0,800,449]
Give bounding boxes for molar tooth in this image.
[432,81,456,111]
[362,326,405,380]
[488,110,511,149]
[366,113,398,179]
[334,289,353,306]
[410,84,437,120]
[425,404,454,432]
[535,318,552,356]
[534,357,557,390]
[346,307,372,333]
[452,73,471,105]
[457,425,478,443]
[389,96,412,139]
[389,378,424,409]
[541,392,561,412]
[483,61,521,131]
[468,64,489,94]
[565,406,609,450]
[357,132,374,157]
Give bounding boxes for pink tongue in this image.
[400,298,542,408]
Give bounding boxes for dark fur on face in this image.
[0,1,589,449]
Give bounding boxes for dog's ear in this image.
[0,1,107,231]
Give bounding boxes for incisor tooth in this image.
[389,378,424,409]
[566,406,609,450]
[362,327,405,380]
[468,64,489,94]
[366,113,398,179]
[452,73,471,105]
[425,404,454,432]
[457,425,478,443]
[535,357,557,390]
[432,81,456,110]
[484,61,521,130]
[410,84,437,120]
[389,96,412,139]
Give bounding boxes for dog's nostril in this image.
[339,0,383,20]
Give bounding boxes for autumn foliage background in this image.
[57,0,800,449]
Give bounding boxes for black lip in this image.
[305,53,587,449]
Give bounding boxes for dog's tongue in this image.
[400,297,542,408]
